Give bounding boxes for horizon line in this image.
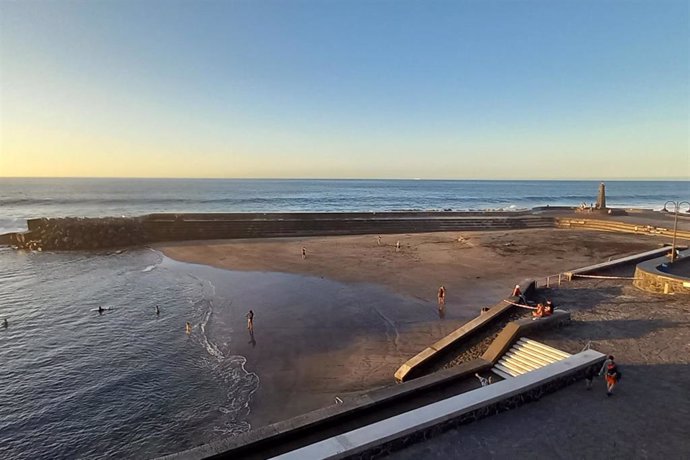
[0,176,687,182]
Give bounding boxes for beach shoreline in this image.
[157,229,661,429]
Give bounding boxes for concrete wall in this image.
[6,212,688,251]
[275,351,605,460]
[633,250,690,295]
[556,218,690,241]
[3,213,555,250]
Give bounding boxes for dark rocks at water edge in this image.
[7,217,146,251]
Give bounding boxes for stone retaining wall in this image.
[633,250,690,295]
[9,217,145,250]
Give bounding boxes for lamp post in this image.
[663,200,690,262]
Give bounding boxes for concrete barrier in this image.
[563,246,674,280]
[273,350,606,460]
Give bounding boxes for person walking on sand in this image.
[395,240,400,252]
[246,310,254,332]
[437,285,446,308]
[301,247,307,260]
[377,235,382,246]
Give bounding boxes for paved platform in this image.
[273,350,604,460]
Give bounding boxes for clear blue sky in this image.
[1,0,688,179]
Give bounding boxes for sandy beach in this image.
[158,228,663,429]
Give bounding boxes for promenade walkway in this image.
[389,278,690,459]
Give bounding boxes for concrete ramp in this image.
[272,349,605,460]
[492,338,571,379]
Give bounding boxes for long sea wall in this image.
[3,210,689,251]
[2,212,553,250]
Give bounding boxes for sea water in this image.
[1,178,687,233]
[0,248,258,459]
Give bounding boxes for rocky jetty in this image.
[8,217,146,251]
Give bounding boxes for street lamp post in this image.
[663,200,690,262]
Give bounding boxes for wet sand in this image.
[158,229,661,428]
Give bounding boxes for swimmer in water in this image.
[3,318,7,328]
[185,322,192,334]
[155,305,160,315]
[98,306,104,314]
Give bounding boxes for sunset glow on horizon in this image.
[1,1,688,180]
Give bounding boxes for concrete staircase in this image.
[492,338,571,379]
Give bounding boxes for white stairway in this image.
[492,337,571,379]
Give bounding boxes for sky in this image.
[0,0,688,180]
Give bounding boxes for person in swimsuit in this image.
[512,284,521,297]
[246,310,254,332]
[155,305,160,315]
[437,286,446,308]
[98,306,104,314]
[301,247,307,260]
[377,235,382,246]
[185,322,192,334]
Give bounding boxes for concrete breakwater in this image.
[1,211,553,250]
[3,210,688,251]
[4,217,146,250]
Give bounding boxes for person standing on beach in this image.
[396,241,400,252]
[301,247,307,260]
[377,235,382,246]
[246,310,254,332]
[437,286,446,308]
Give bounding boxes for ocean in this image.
[0,178,687,459]
[1,178,688,234]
